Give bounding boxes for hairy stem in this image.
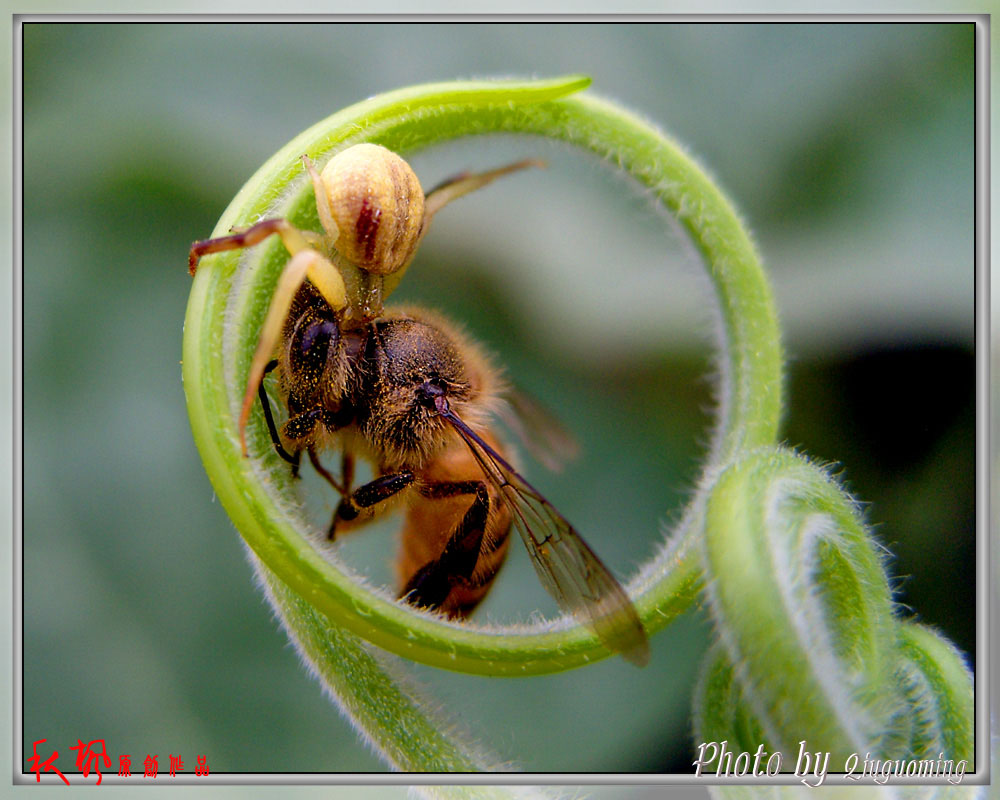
[185,76,973,775]
[184,75,781,675]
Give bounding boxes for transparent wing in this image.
[496,389,580,473]
[438,406,650,667]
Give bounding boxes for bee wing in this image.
[437,406,650,667]
[496,389,580,473]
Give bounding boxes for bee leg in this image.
[307,448,346,495]
[328,471,415,540]
[279,407,339,477]
[257,359,301,476]
[281,407,323,443]
[400,481,490,612]
[340,452,355,493]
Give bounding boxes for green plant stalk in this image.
[256,555,560,793]
[183,75,782,676]
[258,558,487,771]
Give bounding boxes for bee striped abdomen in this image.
[397,433,512,617]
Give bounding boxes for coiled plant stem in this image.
[183,75,973,777]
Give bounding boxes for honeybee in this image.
[189,143,649,666]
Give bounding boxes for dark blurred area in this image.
[20,21,976,781]
[786,343,976,664]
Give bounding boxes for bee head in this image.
[360,317,473,464]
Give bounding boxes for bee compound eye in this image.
[299,319,339,356]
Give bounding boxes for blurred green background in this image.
[21,20,975,783]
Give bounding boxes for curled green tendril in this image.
[183,75,781,676]
[695,446,974,769]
